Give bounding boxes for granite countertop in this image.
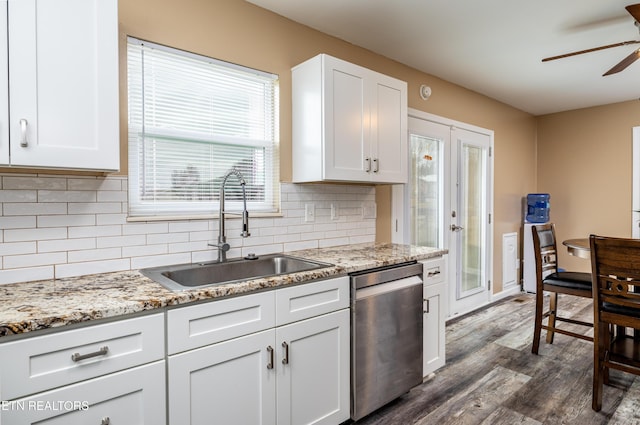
[0,243,446,339]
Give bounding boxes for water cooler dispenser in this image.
[523,193,550,293]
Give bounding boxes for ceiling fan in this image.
[542,4,640,76]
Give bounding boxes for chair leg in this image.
[592,323,607,412]
[546,292,558,344]
[532,289,544,354]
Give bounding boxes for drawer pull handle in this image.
[424,299,430,314]
[19,119,28,147]
[282,341,289,365]
[71,346,109,362]
[266,345,274,370]
[427,270,441,277]
[101,417,111,425]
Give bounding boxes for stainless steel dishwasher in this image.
[350,261,424,421]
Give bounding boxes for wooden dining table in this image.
[565,235,640,260]
[562,238,590,259]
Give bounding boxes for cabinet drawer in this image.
[167,291,275,354]
[421,257,445,286]
[275,276,349,326]
[1,361,166,424]
[0,313,164,400]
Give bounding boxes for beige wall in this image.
[536,101,640,272]
[118,0,538,293]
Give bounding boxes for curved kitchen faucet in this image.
[210,168,250,262]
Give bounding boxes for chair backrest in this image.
[590,235,640,328]
[532,223,559,285]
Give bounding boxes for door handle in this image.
[450,224,464,232]
[281,341,289,365]
[372,158,379,173]
[365,157,371,172]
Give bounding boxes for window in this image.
[127,37,279,218]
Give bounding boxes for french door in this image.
[393,110,493,318]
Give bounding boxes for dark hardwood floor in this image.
[355,293,640,425]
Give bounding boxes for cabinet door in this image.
[0,0,8,165]
[370,77,407,183]
[1,361,166,425]
[275,309,350,425]
[7,0,119,171]
[168,329,276,425]
[423,282,446,376]
[323,56,369,181]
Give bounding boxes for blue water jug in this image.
[526,193,550,223]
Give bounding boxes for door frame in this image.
[391,109,495,319]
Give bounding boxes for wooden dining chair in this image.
[531,223,593,354]
[590,235,640,411]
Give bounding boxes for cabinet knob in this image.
[19,119,28,148]
[101,417,111,425]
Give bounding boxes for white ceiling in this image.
[247,0,640,116]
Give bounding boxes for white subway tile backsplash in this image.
[0,242,37,256]
[38,190,96,203]
[68,202,122,214]
[68,247,122,263]
[4,252,67,269]
[0,177,376,283]
[0,190,37,202]
[0,216,36,229]
[2,176,67,190]
[5,227,67,242]
[38,214,96,228]
[97,235,146,249]
[68,225,122,238]
[38,238,96,253]
[55,259,131,278]
[0,266,54,285]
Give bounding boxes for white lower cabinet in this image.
[275,310,350,425]
[169,329,276,424]
[0,314,166,425]
[167,276,351,425]
[421,257,447,376]
[1,361,166,425]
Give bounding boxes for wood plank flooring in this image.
[353,293,640,425]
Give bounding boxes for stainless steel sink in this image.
[141,254,333,291]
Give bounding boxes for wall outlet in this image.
[363,202,377,219]
[305,203,315,222]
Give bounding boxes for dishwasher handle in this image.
[351,262,423,290]
[355,275,422,300]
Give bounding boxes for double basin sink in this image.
[141,254,334,291]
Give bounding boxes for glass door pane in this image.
[409,133,444,248]
[459,141,487,296]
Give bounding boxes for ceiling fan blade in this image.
[603,48,640,75]
[542,40,640,62]
[626,4,640,23]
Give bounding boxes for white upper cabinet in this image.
[292,54,407,184]
[0,1,8,165]
[3,0,119,171]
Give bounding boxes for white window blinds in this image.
[127,37,280,218]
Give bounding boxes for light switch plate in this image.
[305,203,315,222]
